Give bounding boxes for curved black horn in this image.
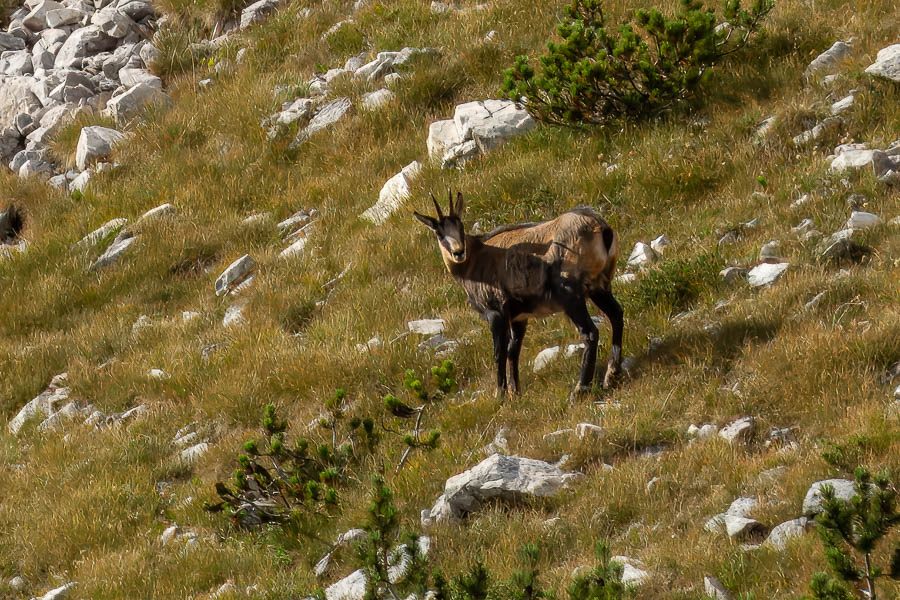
[430,192,443,219]
[447,188,455,216]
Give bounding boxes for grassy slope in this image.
[1,0,899,597]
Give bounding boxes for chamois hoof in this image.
[568,383,592,402]
[603,368,621,390]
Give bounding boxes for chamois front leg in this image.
[590,289,624,389]
[486,310,510,397]
[507,320,527,395]
[559,292,599,396]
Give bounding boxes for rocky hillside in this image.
[1,0,899,598]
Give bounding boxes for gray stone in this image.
[865,44,900,82]
[427,118,462,160]
[34,582,78,600]
[23,0,65,30]
[54,25,117,69]
[18,159,53,179]
[8,373,70,435]
[75,217,127,248]
[426,453,583,523]
[650,233,671,255]
[70,169,92,191]
[719,266,747,284]
[817,229,865,261]
[75,125,124,170]
[9,576,25,590]
[407,318,444,335]
[106,81,168,123]
[0,76,42,130]
[764,517,810,550]
[360,160,421,225]
[280,235,308,258]
[293,97,352,144]
[361,88,394,109]
[845,211,882,230]
[119,67,161,88]
[90,233,135,268]
[533,346,559,372]
[704,576,732,600]
[46,6,86,26]
[179,442,209,463]
[0,32,27,51]
[92,7,134,37]
[758,240,782,262]
[1,50,34,76]
[440,139,478,169]
[612,556,649,585]
[725,497,758,518]
[0,126,20,159]
[803,479,856,515]
[793,117,841,146]
[276,209,311,235]
[831,93,855,115]
[453,99,535,152]
[805,41,852,78]
[575,423,603,439]
[718,416,755,444]
[38,401,93,431]
[627,242,657,267]
[704,513,765,540]
[240,0,280,29]
[215,254,256,296]
[135,202,175,226]
[747,262,788,287]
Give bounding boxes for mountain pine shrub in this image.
[500,0,774,125]
[206,397,378,531]
[805,467,900,600]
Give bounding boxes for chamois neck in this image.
[447,235,482,279]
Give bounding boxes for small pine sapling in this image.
[206,398,378,531]
[567,541,629,600]
[510,543,551,600]
[453,559,492,600]
[805,467,900,600]
[359,475,402,600]
[501,0,774,125]
[384,361,456,471]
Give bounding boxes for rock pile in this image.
[1,0,169,180]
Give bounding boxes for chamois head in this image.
[414,190,467,265]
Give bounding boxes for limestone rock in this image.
[293,97,352,144]
[831,93,855,115]
[179,442,210,463]
[612,556,649,586]
[704,513,765,540]
[720,266,748,284]
[54,26,117,69]
[427,119,462,160]
[718,416,755,444]
[361,88,394,109]
[627,242,657,268]
[575,423,603,439]
[805,41,852,78]
[214,254,256,296]
[119,67,162,88]
[360,160,421,225]
[75,125,124,170]
[453,99,535,152]
[725,497,758,518]
[845,210,882,230]
[223,299,248,326]
[704,576,733,600]
[650,234,671,255]
[75,218,127,248]
[426,454,583,523]
[106,81,168,124]
[865,44,900,82]
[90,233,135,269]
[8,373,70,435]
[92,8,134,38]
[33,582,77,600]
[803,479,856,515]
[240,0,281,29]
[408,318,444,335]
[533,346,560,372]
[0,76,42,131]
[758,240,782,262]
[764,517,810,550]
[747,262,788,287]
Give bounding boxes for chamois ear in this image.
[413,211,439,232]
[454,192,466,217]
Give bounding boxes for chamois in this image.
[414,191,623,397]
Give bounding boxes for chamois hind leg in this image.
[590,289,624,389]
[507,320,527,395]
[486,310,510,397]
[558,292,599,395]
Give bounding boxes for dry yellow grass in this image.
[1,0,899,598]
